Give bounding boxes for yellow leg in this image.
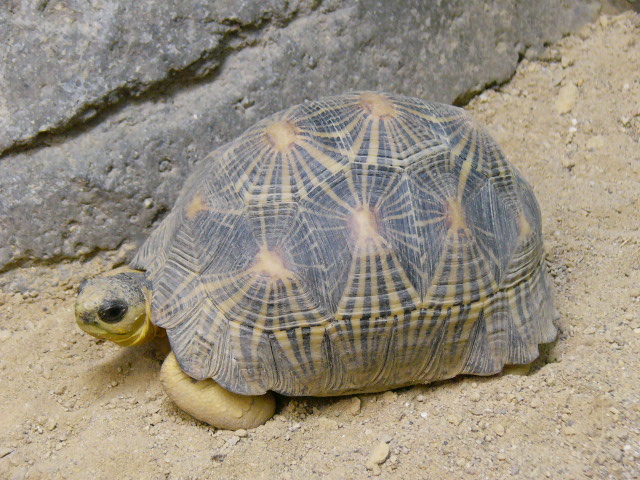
[503,363,532,376]
[160,352,276,430]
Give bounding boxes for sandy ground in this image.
[1,11,639,480]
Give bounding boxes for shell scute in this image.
[135,92,556,396]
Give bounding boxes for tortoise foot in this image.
[160,352,276,430]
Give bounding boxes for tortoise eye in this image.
[98,302,128,323]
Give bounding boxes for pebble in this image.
[561,156,576,169]
[610,448,623,463]
[586,135,605,151]
[561,55,574,68]
[555,83,579,114]
[349,397,362,415]
[564,426,577,436]
[493,424,505,436]
[469,391,481,402]
[583,325,596,335]
[530,398,542,409]
[289,423,301,432]
[53,385,67,396]
[368,465,382,476]
[367,442,390,466]
[149,413,163,425]
[315,417,338,430]
[235,429,248,437]
[446,414,463,426]
[380,391,397,404]
[0,447,14,458]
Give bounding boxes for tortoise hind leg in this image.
[160,352,276,430]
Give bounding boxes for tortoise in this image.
[75,91,557,430]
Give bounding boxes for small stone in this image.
[564,426,577,436]
[289,423,301,432]
[530,398,542,409]
[380,391,397,404]
[415,394,425,402]
[420,411,429,419]
[469,391,481,402]
[349,397,362,415]
[555,83,578,114]
[493,424,505,436]
[315,417,338,430]
[561,156,576,169]
[447,414,463,426]
[369,464,381,476]
[583,326,596,335]
[235,429,248,437]
[561,56,574,68]
[53,385,67,396]
[0,447,14,459]
[610,448,623,462]
[149,414,162,425]
[368,442,390,466]
[227,435,240,446]
[586,135,605,151]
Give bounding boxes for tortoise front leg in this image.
[160,352,276,430]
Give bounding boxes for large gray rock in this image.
[0,0,599,272]
[0,0,313,154]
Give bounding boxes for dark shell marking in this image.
[132,92,556,396]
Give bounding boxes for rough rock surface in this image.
[0,0,600,271]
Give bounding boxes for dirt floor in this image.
[1,11,639,480]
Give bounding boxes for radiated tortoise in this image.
[75,92,557,430]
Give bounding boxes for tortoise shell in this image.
[132,92,556,396]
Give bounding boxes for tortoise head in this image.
[75,267,159,347]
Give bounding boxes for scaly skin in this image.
[160,352,276,430]
[76,268,275,429]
